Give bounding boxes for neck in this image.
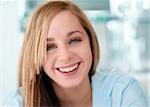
[52,77,92,107]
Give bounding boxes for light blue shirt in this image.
[4,69,149,107]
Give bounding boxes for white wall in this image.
[0,1,23,105]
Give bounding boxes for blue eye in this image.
[69,38,82,45]
[47,44,57,51]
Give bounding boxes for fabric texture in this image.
[3,69,149,107]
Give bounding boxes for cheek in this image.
[80,49,92,75]
[79,43,93,66]
[43,55,54,73]
[84,49,92,65]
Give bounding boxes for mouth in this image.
[56,62,81,74]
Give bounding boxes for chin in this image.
[58,80,82,89]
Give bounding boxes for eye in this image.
[47,44,57,51]
[69,38,82,45]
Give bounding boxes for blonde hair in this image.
[18,1,99,106]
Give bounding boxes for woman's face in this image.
[43,11,92,89]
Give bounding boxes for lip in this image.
[55,62,81,69]
[55,62,81,76]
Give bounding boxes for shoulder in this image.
[3,87,23,107]
[92,68,133,92]
[92,68,149,107]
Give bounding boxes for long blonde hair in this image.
[18,1,99,106]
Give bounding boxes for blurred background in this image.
[0,0,150,105]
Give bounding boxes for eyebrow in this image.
[47,30,83,42]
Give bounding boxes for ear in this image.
[37,69,40,75]
[36,65,40,75]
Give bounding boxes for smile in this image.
[56,62,80,73]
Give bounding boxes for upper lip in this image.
[55,62,81,69]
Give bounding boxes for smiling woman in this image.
[4,1,149,107]
[44,10,93,91]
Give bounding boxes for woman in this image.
[5,1,149,107]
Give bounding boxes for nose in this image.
[57,45,73,62]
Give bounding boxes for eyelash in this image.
[47,38,82,51]
[47,44,57,51]
[69,38,82,45]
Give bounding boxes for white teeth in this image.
[58,63,79,73]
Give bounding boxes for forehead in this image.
[47,10,85,38]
